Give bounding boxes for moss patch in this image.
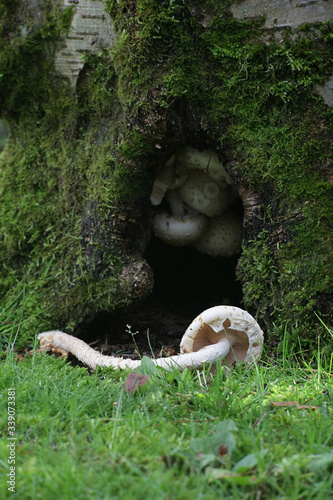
[105,1,332,343]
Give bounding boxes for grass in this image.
[0,331,333,500]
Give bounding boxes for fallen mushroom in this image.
[180,306,263,366]
[38,306,264,371]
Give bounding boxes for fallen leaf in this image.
[218,445,229,457]
[270,401,299,407]
[296,405,319,411]
[270,401,319,410]
[158,346,176,357]
[123,373,150,393]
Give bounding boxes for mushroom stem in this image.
[38,331,142,370]
[166,189,185,216]
[38,331,231,371]
[154,339,231,370]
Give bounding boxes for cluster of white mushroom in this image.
[150,147,243,257]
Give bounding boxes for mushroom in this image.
[175,146,233,185]
[151,212,208,246]
[179,306,263,367]
[165,189,186,217]
[38,306,264,371]
[193,210,243,257]
[150,160,188,206]
[149,146,244,255]
[176,170,232,217]
[38,331,142,370]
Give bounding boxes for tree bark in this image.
[0,0,332,349]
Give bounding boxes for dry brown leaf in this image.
[270,401,319,411]
[296,405,319,411]
[218,444,229,457]
[123,373,150,393]
[271,401,299,407]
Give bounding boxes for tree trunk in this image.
[0,0,332,351]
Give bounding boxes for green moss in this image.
[0,0,21,34]
[61,6,74,30]
[0,40,156,343]
[0,105,129,341]
[0,0,74,116]
[239,231,279,318]
[0,0,332,348]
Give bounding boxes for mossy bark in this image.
[0,0,332,351]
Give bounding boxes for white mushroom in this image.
[38,331,142,370]
[180,306,263,366]
[193,210,243,257]
[150,160,188,206]
[166,189,186,217]
[176,170,232,217]
[152,212,208,246]
[175,146,233,185]
[38,306,264,371]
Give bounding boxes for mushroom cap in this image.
[193,210,243,257]
[152,212,208,246]
[177,170,231,217]
[175,146,233,185]
[150,163,188,206]
[180,305,264,366]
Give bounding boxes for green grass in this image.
[0,337,332,499]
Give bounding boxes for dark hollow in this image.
[73,194,244,351]
[143,235,243,312]
[143,193,244,314]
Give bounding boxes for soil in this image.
[70,298,199,362]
